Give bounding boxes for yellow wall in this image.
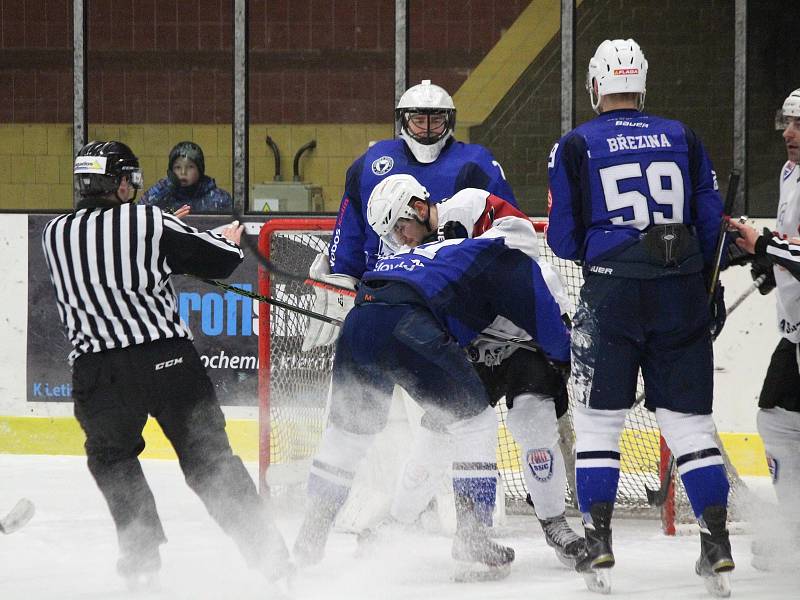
[0,123,395,212]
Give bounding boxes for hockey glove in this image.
[724,230,753,268]
[709,283,727,341]
[301,252,357,351]
[751,258,776,295]
[437,220,469,241]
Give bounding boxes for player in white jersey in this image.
[728,88,800,571]
[364,174,585,567]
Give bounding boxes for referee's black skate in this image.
[575,502,614,594]
[292,496,340,567]
[451,522,515,582]
[694,505,734,598]
[539,513,586,568]
[116,549,161,592]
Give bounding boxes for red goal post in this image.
[256,216,743,533]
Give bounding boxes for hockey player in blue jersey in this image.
[302,80,516,350]
[547,39,733,596]
[364,174,585,567]
[292,235,570,580]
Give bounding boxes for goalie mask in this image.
[74,141,143,201]
[367,174,430,248]
[775,88,800,130]
[395,80,456,164]
[587,39,648,114]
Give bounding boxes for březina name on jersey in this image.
[546,108,722,269]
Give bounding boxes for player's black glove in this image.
[751,257,776,295]
[437,220,468,241]
[709,283,727,340]
[724,230,752,268]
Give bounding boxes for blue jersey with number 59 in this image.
[546,108,722,269]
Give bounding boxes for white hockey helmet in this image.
[395,80,456,164]
[776,88,800,129]
[587,39,648,113]
[367,174,430,246]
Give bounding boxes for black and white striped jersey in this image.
[42,201,243,364]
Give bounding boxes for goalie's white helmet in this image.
[777,88,800,129]
[395,80,456,164]
[367,174,430,246]
[587,39,648,114]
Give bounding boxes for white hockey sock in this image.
[308,424,375,505]
[449,406,498,526]
[506,393,567,520]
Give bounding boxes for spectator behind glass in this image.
[139,141,232,216]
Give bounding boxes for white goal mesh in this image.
[257,218,747,532]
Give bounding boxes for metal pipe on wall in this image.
[233,0,249,215]
[72,0,87,206]
[560,0,575,136]
[395,1,409,112]
[734,0,747,214]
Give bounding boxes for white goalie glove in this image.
[301,252,358,351]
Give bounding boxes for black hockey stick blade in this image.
[645,454,676,507]
[0,498,35,534]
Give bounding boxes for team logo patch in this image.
[371,155,394,175]
[766,452,779,483]
[613,68,639,76]
[527,448,554,482]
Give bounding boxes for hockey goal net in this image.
[257,217,747,533]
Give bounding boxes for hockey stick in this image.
[645,171,741,508]
[0,498,35,534]
[196,277,345,326]
[195,277,547,354]
[707,170,741,303]
[726,274,767,315]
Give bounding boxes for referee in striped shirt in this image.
[42,141,291,589]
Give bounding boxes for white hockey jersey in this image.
[437,188,573,315]
[774,161,800,342]
[436,188,572,365]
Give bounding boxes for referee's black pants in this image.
[72,338,277,571]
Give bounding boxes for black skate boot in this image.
[451,494,514,582]
[292,496,341,567]
[575,502,614,594]
[539,513,587,568]
[695,505,734,598]
[117,547,161,592]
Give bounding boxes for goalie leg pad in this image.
[656,408,728,518]
[506,393,568,520]
[391,426,453,524]
[574,405,627,514]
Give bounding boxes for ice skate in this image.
[117,549,161,592]
[694,505,734,598]
[451,521,515,582]
[575,502,614,594]
[539,512,586,568]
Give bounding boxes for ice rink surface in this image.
[0,454,796,600]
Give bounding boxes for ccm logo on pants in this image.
[155,357,184,370]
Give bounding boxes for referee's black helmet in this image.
[74,141,143,197]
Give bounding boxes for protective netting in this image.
[259,221,747,525]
